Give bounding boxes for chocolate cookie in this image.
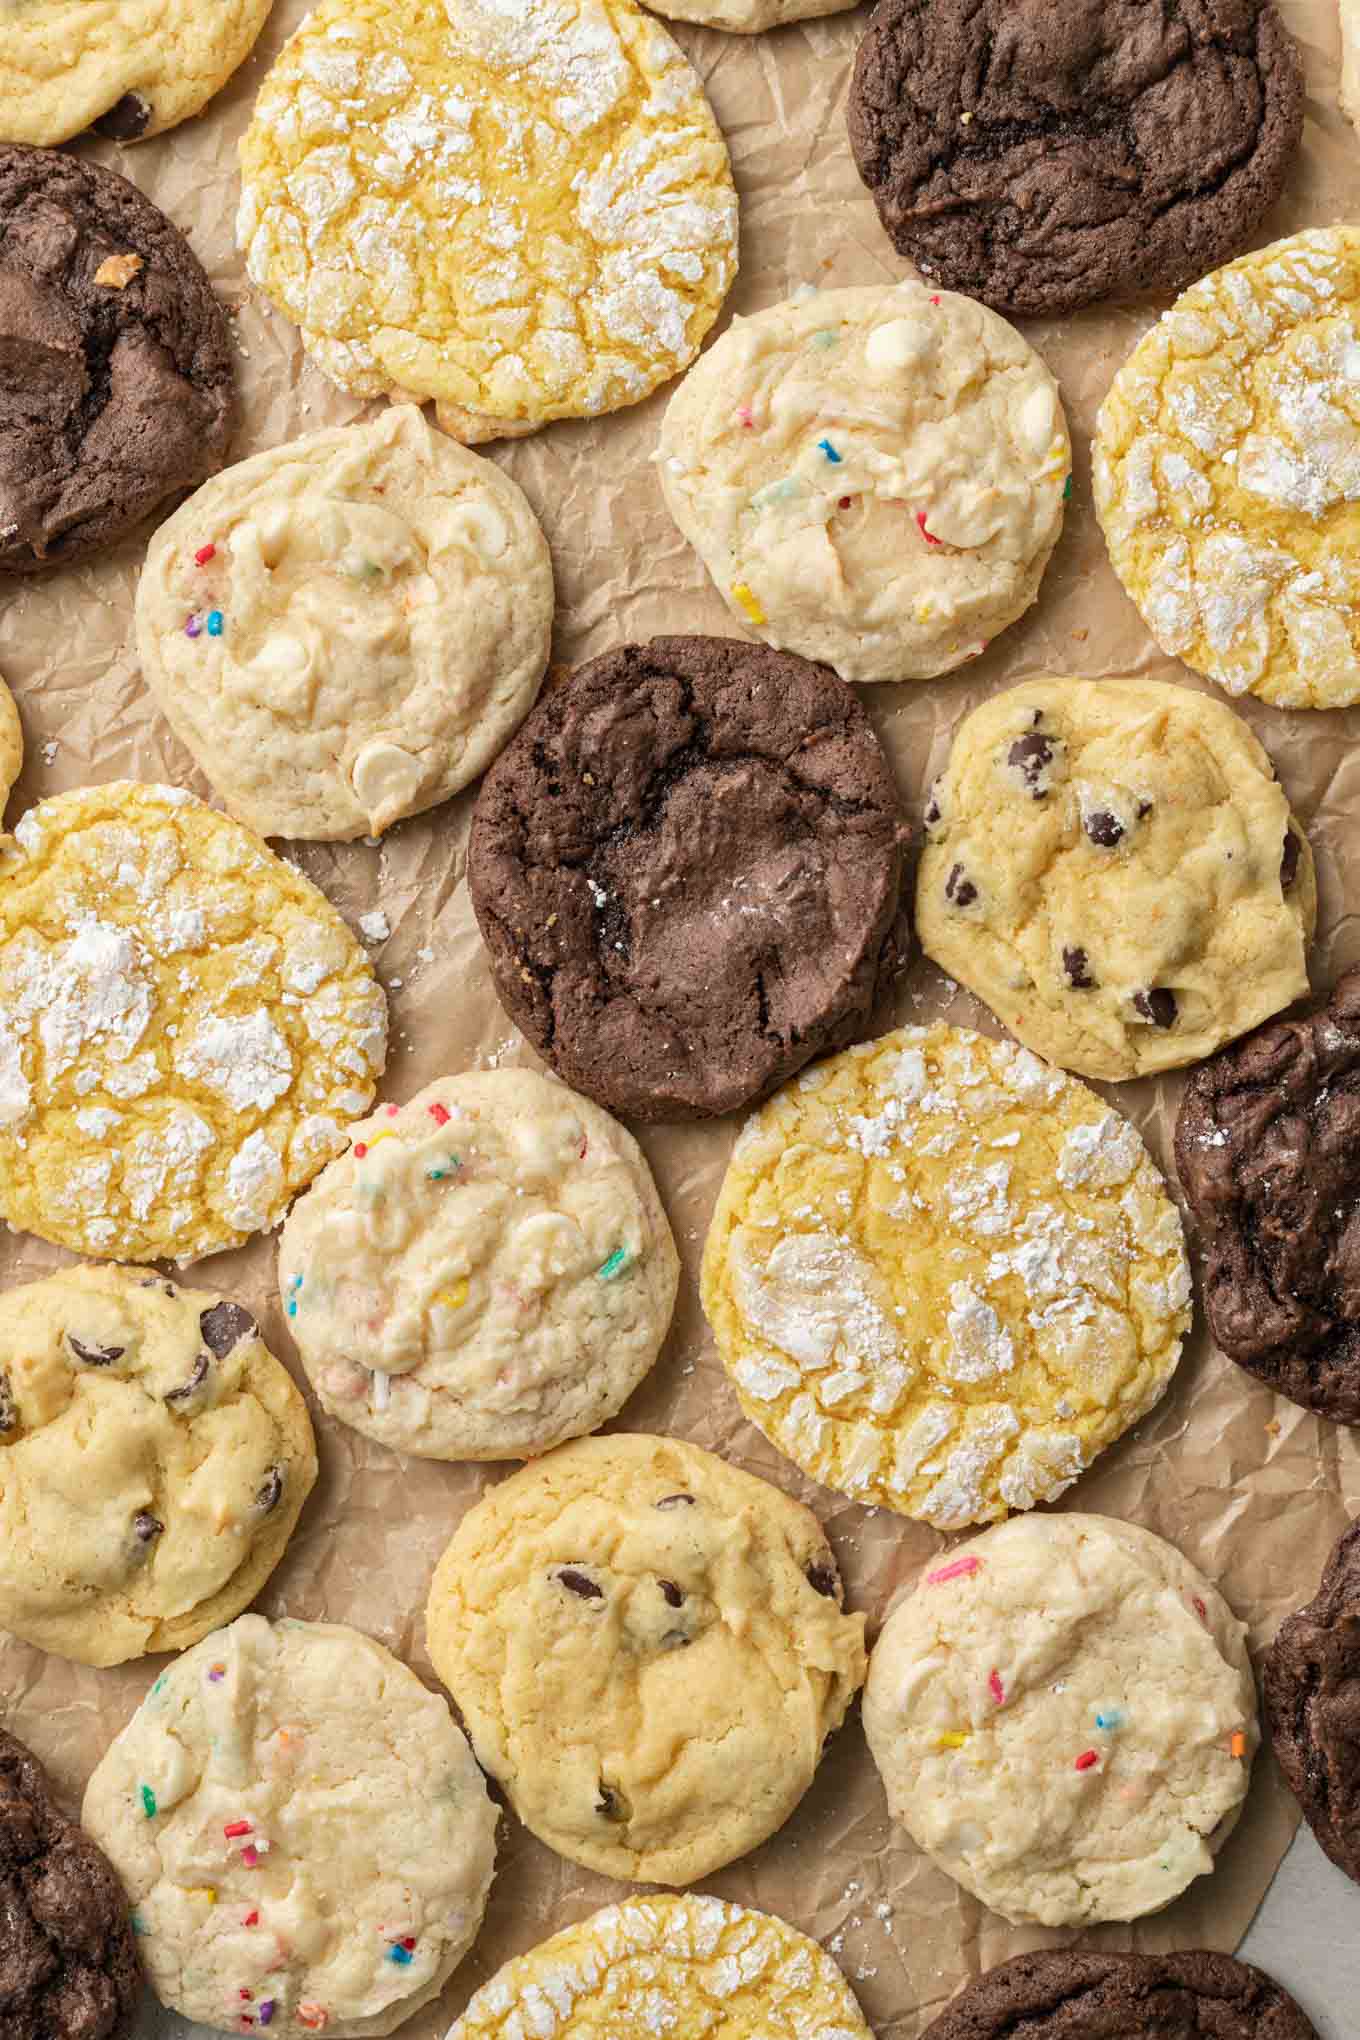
[0,143,235,573]
[0,1726,142,2040]
[922,1950,1317,2040]
[466,637,909,1121]
[1265,1517,1360,1885]
[847,0,1304,318]
[1176,969,1360,1423]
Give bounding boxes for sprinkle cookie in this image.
[426,1433,866,1883]
[135,408,553,841]
[651,0,855,31]
[0,782,387,1262]
[863,1514,1258,1926]
[279,1071,679,1461]
[1265,1517,1360,1886]
[237,0,738,444]
[658,283,1069,683]
[917,678,1315,1082]
[0,671,21,816]
[83,1615,497,2040]
[700,1022,1190,1528]
[919,1950,1319,2040]
[1096,228,1360,708]
[448,1894,875,2040]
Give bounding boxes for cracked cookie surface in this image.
[1265,1517,1360,1884]
[919,1949,1318,2040]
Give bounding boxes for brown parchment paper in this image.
[2,0,1360,2034]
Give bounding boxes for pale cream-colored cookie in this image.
[658,282,1069,682]
[863,1514,1258,1926]
[237,0,738,444]
[700,1023,1190,1528]
[916,678,1316,1081]
[0,670,20,816]
[279,1071,679,1461]
[135,408,553,841]
[83,1614,498,2040]
[0,782,387,1263]
[0,1265,315,1667]
[647,0,855,31]
[1095,227,1360,708]
[426,1432,866,1883]
[448,1894,875,2040]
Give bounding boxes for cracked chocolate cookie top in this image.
[1265,1516,1360,1885]
[921,1949,1317,2040]
[1176,968,1360,1424]
[466,636,910,1121]
[846,0,1304,318]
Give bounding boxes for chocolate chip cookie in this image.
[846,0,1304,318]
[1176,969,1360,1424]
[920,1950,1317,2040]
[0,143,236,573]
[1265,1517,1360,1885]
[0,1726,142,2040]
[467,637,910,1121]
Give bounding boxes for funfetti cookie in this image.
[863,1514,1258,1927]
[917,678,1316,1082]
[237,0,738,444]
[1265,1517,1360,1885]
[701,1022,1190,1527]
[659,283,1069,683]
[83,1615,497,2040]
[919,1951,1319,2040]
[135,408,553,841]
[279,1072,679,1461]
[650,0,854,30]
[0,782,387,1263]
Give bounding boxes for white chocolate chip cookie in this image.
[279,1071,679,1461]
[0,782,387,1262]
[0,670,20,816]
[82,1614,498,2040]
[135,408,553,842]
[658,283,1069,682]
[863,1514,1258,1926]
[916,678,1316,1081]
[700,1023,1190,1528]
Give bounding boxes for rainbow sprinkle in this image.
[387,1941,415,1966]
[208,1663,226,1683]
[207,611,224,637]
[1062,475,1073,501]
[240,1845,262,1869]
[258,2005,275,2028]
[434,1282,469,1311]
[736,403,754,428]
[926,1556,982,1586]
[988,1670,1005,1708]
[1074,1750,1100,1773]
[186,1887,217,1906]
[818,438,842,464]
[185,615,201,639]
[597,1248,629,1282]
[287,1274,303,1319]
[731,582,766,627]
[935,1731,969,1751]
[916,510,942,547]
[298,2007,327,2031]
[1095,1709,1124,1733]
[428,1102,450,1127]
[1230,1730,1247,1760]
[194,543,216,566]
[140,1786,157,1819]
[427,1156,460,1181]
[244,1911,259,1928]
[130,1913,148,1936]
[224,1820,253,1840]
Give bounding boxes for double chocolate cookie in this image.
[1176,969,1360,1424]
[0,144,235,572]
[847,0,1304,317]
[467,637,909,1121]
[922,1950,1317,2040]
[1266,1518,1360,1885]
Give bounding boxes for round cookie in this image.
[648,0,855,30]
[659,284,1069,683]
[1265,1518,1360,1885]
[0,0,273,146]
[237,0,738,444]
[0,781,387,1263]
[82,1614,497,2040]
[467,636,910,1121]
[919,1950,1319,2040]
[916,677,1316,1083]
[425,1432,866,1883]
[279,1072,679,1461]
[448,1894,874,2040]
[0,145,236,575]
[863,1514,1258,1927]
[135,408,553,842]
[847,0,1303,319]
[700,1021,1190,1528]
[1095,227,1360,709]
[0,1725,142,2040]
[0,670,21,816]
[0,1264,316,1668]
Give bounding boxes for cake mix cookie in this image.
[649,0,855,31]
[0,145,236,574]
[1176,969,1360,1424]
[0,781,387,1263]
[658,283,1068,683]
[279,1071,679,1461]
[425,1432,866,1883]
[920,1950,1319,2040]
[847,0,1303,319]
[0,671,21,815]
[863,1514,1258,1927]
[237,0,737,443]
[135,408,553,841]
[917,678,1315,1082]
[0,1264,316,1667]
[448,1894,874,2040]
[0,1726,142,2040]
[83,1615,497,2040]
[1096,228,1360,708]
[467,636,909,1121]
[1265,1517,1360,1884]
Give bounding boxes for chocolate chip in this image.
[1134,988,1178,1028]
[658,1579,684,1608]
[595,1782,629,1821]
[557,1567,604,1600]
[1083,809,1124,848]
[0,1372,14,1434]
[164,1353,209,1405]
[92,92,151,141]
[1136,799,1154,819]
[1006,730,1054,796]
[924,785,942,829]
[1063,945,1096,990]
[655,1493,695,1509]
[199,1302,257,1358]
[254,1467,284,1516]
[133,1511,163,1544]
[67,1335,124,1367]
[1281,831,1301,890]
[945,862,977,908]
[806,1560,841,1599]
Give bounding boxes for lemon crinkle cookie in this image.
[701,1023,1190,1527]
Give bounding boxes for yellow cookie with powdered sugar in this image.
[701,1023,1190,1529]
